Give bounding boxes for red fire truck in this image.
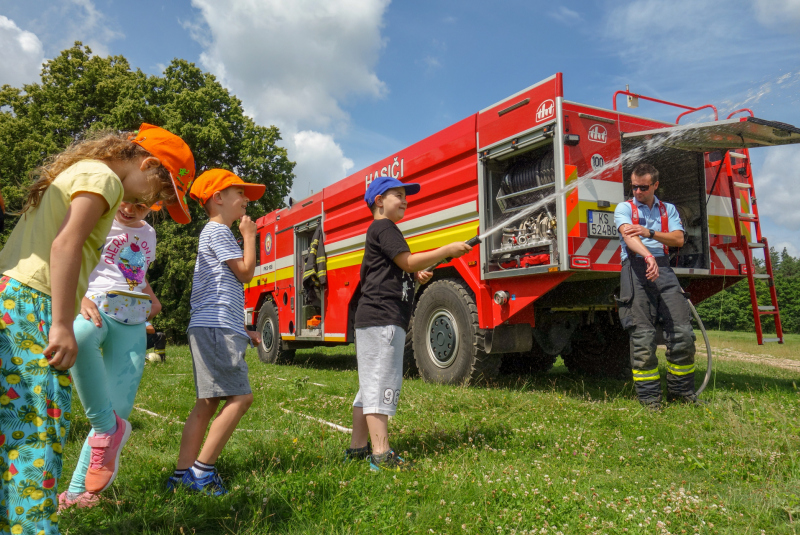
[244,73,800,385]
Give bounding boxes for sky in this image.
[1,0,799,254]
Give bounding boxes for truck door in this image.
[294,218,324,340]
[620,117,800,274]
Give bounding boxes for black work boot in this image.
[667,392,705,405]
[639,396,663,411]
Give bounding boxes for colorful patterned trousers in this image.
[0,277,71,535]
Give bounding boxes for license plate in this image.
[587,210,618,239]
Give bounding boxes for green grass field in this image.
[58,332,800,534]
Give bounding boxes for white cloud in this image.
[602,0,800,122]
[189,0,390,196]
[63,0,122,55]
[605,0,734,67]
[0,16,45,87]
[291,131,354,196]
[550,6,582,24]
[421,55,441,71]
[754,144,800,231]
[753,0,800,32]
[31,0,123,57]
[0,1,123,89]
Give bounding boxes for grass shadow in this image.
[292,347,358,372]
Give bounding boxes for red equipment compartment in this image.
[477,74,562,150]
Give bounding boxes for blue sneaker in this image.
[185,469,228,496]
[166,471,193,491]
[369,450,414,472]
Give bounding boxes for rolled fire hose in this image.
[687,298,713,396]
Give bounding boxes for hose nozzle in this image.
[425,235,482,272]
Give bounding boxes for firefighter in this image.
[614,163,697,409]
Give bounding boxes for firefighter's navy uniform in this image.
[614,196,696,405]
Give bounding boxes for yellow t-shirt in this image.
[0,160,124,312]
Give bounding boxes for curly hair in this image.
[21,130,177,214]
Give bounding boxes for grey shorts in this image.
[353,325,405,416]
[188,327,252,399]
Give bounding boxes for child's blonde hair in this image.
[22,130,178,214]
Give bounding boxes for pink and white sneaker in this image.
[58,490,99,511]
[84,412,132,493]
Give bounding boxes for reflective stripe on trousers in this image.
[617,256,696,401]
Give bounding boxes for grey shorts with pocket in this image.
[188,327,252,399]
[353,325,405,416]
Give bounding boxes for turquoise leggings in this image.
[67,313,145,494]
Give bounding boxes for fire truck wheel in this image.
[500,344,558,375]
[412,279,500,385]
[257,301,295,365]
[560,319,630,378]
[403,316,419,378]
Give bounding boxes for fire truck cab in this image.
[245,73,800,385]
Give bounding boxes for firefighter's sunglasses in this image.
[631,184,652,191]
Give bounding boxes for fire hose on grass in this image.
[426,233,714,398]
[688,298,713,396]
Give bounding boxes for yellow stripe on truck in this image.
[327,249,365,272]
[708,215,752,240]
[246,266,294,289]
[327,220,480,272]
[249,219,481,288]
[407,220,480,253]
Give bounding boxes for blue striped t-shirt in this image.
[188,221,248,338]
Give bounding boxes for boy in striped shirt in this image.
[168,169,265,495]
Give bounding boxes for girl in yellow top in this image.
[0,124,195,535]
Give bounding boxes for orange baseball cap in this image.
[130,123,195,224]
[189,169,266,204]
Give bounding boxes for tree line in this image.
[695,248,800,334]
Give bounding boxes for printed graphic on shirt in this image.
[401,273,414,302]
[103,233,153,290]
[117,236,148,290]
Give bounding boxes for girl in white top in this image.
[60,201,161,509]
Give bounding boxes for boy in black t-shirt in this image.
[348,175,472,470]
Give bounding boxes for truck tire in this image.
[403,314,419,378]
[561,319,630,378]
[500,344,558,375]
[256,301,295,365]
[413,279,500,385]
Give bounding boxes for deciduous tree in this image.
[0,43,295,339]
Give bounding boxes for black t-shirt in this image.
[354,218,415,330]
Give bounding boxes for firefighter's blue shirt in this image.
[614,196,683,261]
